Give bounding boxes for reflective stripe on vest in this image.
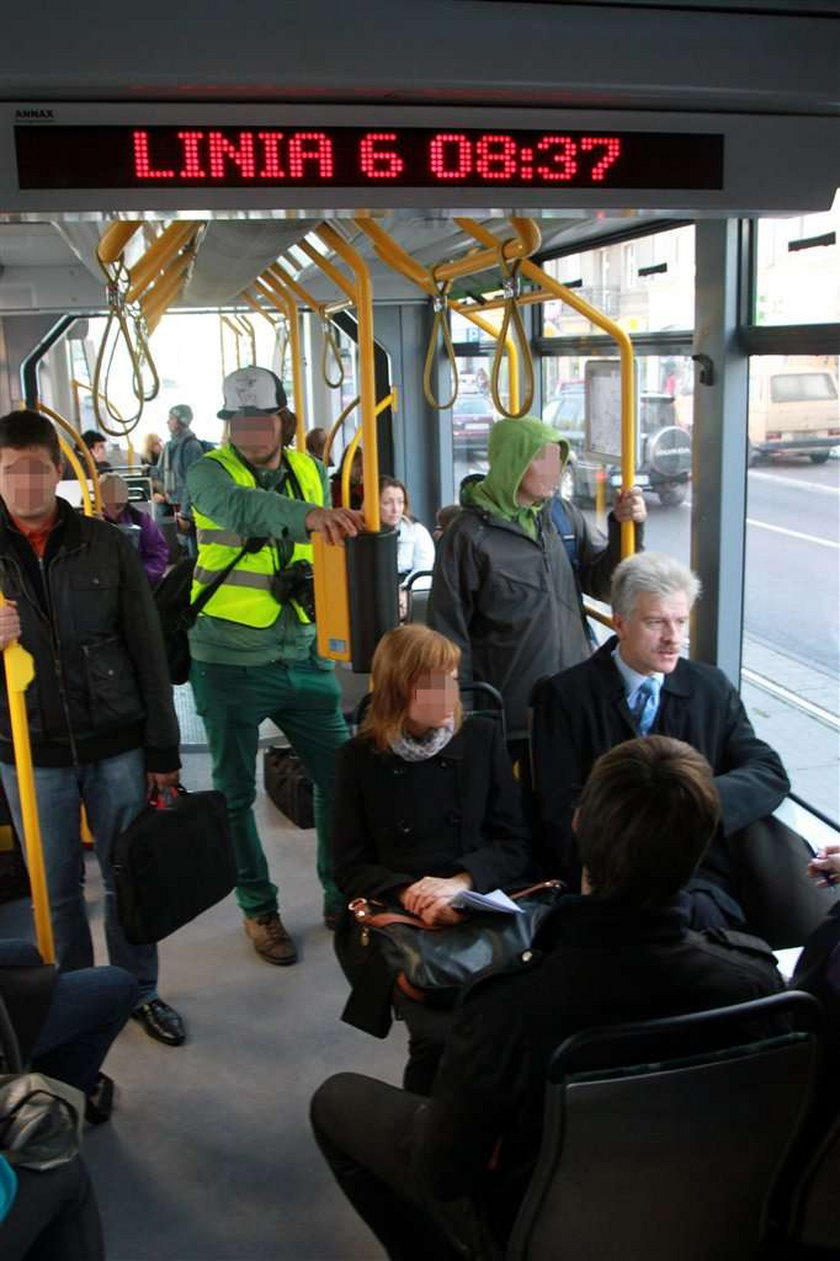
[191,445,323,627]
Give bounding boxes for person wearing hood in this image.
[428,417,645,752]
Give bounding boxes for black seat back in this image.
[507,992,822,1261]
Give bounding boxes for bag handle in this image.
[0,995,24,1074]
[348,880,564,933]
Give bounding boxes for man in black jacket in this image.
[0,410,185,1047]
[531,551,789,926]
[311,736,785,1260]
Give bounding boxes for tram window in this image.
[541,352,694,553]
[452,356,498,487]
[742,353,840,824]
[322,323,359,463]
[541,224,695,339]
[754,204,840,326]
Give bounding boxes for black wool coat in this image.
[531,636,790,891]
[332,716,534,1036]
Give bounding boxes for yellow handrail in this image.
[315,224,380,532]
[0,594,55,963]
[37,401,103,515]
[126,222,200,304]
[339,390,397,511]
[96,221,142,267]
[252,275,306,445]
[56,436,94,516]
[323,395,361,468]
[458,219,636,558]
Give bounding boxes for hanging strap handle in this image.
[423,280,459,410]
[490,256,535,419]
[320,315,345,389]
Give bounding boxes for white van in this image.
[749,363,839,464]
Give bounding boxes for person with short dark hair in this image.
[305,426,330,464]
[80,429,111,472]
[311,735,785,1261]
[0,409,185,1049]
[531,552,790,926]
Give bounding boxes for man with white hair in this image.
[531,552,789,927]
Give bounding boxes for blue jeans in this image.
[0,940,138,1095]
[0,750,158,1003]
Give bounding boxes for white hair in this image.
[611,553,701,620]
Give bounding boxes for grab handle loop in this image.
[423,281,459,411]
[491,256,534,419]
[91,260,148,434]
[320,315,345,389]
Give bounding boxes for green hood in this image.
[463,416,570,537]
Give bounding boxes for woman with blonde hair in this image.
[333,624,533,1092]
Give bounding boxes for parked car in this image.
[452,394,497,455]
[748,367,839,464]
[543,381,691,508]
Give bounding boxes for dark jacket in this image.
[333,716,534,1036]
[412,896,785,1242]
[0,498,180,771]
[428,501,637,739]
[531,636,790,889]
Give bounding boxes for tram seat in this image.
[783,1111,840,1255]
[404,570,434,626]
[733,813,840,950]
[506,990,822,1261]
[337,667,371,729]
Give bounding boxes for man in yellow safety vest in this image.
[187,367,363,964]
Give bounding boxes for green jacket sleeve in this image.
[187,455,316,542]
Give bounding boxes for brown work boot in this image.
[243,913,298,965]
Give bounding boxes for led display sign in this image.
[14,125,723,190]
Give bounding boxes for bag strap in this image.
[347,882,563,932]
[185,541,255,626]
[0,994,24,1074]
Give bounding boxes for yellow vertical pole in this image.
[0,597,55,963]
[316,225,380,531]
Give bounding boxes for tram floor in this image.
[0,748,403,1261]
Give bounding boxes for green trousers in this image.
[190,658,348,918]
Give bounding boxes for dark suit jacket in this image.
[531,636,790,890]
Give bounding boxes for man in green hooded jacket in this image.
[428,417,645,749]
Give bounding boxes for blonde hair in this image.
[363,625,461,750]
[142,432,163,461]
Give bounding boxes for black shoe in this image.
[85,1072,114,1125]
[131,998,186,1047]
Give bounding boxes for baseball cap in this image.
[218,367,288,419]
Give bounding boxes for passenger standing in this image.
[0,409,185,1048]
[428,416,645,752]
[159,404,203,555]
[186,367,363,961]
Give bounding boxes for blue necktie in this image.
[632,677,661,735]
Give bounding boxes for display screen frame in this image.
[14,123,724,192]
[3,103,838,215]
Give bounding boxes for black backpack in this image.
[153,541,257,685]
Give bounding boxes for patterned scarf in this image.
[390,722,455,763]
